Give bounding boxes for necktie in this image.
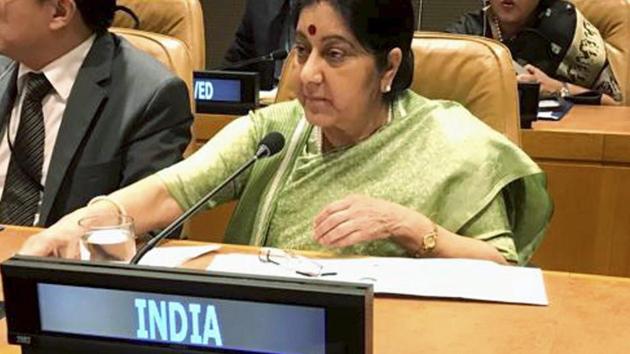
[0,73,52,225]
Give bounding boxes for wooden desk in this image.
[1,226,630,354]
[523,106,630,277]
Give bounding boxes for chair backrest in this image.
[571,0,630,105]
[276,32,521,145]
[112,0,206,70]
[110,28,193,92]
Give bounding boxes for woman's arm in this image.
[313,195,511,265]
[104,175,184,233]
[542,78,618,106]
[518,64,619,106]
[19,175,183,258]
[20,115,261,258]
[386,203,510,265]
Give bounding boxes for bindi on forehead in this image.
[308,24,317,36]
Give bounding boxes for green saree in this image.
[158,90,552,265]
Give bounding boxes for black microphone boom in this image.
[130,132,286,265]
[216,49,289,71]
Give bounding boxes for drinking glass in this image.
[78,214,136,262]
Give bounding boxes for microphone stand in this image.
[129,154,262,265]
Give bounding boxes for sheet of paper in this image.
[138,245,221,267]
[537,110,563,120]
[208,254,548,305]
[259,87,278,105]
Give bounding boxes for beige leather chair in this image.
[111,28,198,241]
[571,0,630,105]
[111,1,207,240]
[111,28,193,91]
[276,32,521,145]
[112,0,206,70]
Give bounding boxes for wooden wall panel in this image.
[525,107,630,277]
[521,130,604,162]
[200,0,483,64]
[532,162,610,274]
[532,161,630,277]
[603,134,630,163]
[185,201,236,243]
[185,113,238,242]
[605,168,630,276]
[419,0,480,31]
[201,0,246,69]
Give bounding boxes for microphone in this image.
[216,49,289,71]
[129,132,286,265]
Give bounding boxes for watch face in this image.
[423,233,437,252]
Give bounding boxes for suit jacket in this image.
[223,0,291,90]
[0,33,193,226]
[0,56,10,73]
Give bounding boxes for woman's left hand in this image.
[517,64,563,96]
[313,195,405,248]
[313,195,510,264]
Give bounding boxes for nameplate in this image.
[194,71,259,115]
[38,283,325,352]
[1,256,372,354]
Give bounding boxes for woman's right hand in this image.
[18,176,185,258]
[18,211,86,258]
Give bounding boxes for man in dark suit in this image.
[0,0,192,226]
[224,0,294,90]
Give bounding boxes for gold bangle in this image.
[413,222,439,258]
[87,195,128,216]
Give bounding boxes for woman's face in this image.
[490,0,540,26]
[294,2,392,139]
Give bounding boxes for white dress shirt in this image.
[0,34,95,224]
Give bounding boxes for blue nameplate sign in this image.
[194,71,259,115]
[1,256,372,354]
[38,283,326,353]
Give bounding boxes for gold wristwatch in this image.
[414,223,439,257]
[558,82,570,98]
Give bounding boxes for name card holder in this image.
[194,71,260,116]
[1,256,372,354]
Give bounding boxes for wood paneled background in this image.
[200,0,247,69]
[200,0,482,69]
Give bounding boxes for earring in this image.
[383,84,391,93]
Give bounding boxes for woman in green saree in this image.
[21,0,552,266]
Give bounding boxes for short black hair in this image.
[75,0,117,33]
[293,0,415,102]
